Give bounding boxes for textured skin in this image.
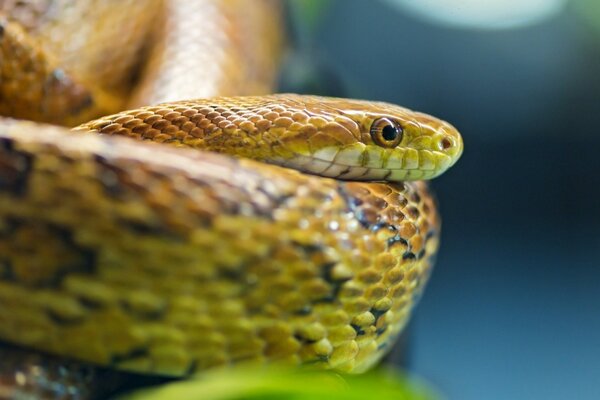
[0,0,283,125]
[0,109,450,375]
[77,95,462,182]
[0,1,463,399]
[0,0,160,125]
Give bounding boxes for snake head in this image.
[272,95,463,181]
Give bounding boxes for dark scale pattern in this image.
[0,343,172,400]
[0,344,98,400]
[0,138,32,197]
[0,219,95,289]
[0,118,441,378]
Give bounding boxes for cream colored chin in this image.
[273,144,454,181]
[307,144,454,172]
[272,155,442,182]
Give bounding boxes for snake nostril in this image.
[439,137,453,151]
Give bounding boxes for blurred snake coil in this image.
[0,0,463,398]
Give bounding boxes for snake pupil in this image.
[382,124,398,141]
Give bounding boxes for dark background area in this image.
[283,0,600,398]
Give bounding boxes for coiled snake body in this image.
[0,1,462,398]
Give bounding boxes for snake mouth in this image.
[274,149,454,182]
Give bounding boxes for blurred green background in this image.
[281,0,600,399]
[120,367,437,400]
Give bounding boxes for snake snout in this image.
[434,122,463,162]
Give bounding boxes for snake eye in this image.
[370,118,403,148]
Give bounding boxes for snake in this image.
[0,1,463,399]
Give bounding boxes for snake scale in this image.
[0,0,463,399]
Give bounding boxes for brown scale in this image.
[0,0,284,126]
[0,0,162,125]
[0,118,440,381]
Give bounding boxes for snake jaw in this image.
[273,146,456,182]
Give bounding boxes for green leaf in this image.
[117,366,439,400]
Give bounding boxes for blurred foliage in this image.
[286,0,332,45]
[573,0,600,34]
[279,0,345,97]
[118,366,438,400]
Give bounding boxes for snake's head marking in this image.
[273,95,463,181]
